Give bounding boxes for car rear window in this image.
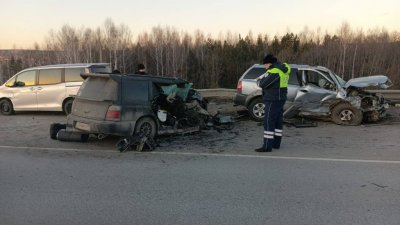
[243,67,266,79]
[77,76,118,101]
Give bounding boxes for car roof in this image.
[26,63,110,70]
[251,63,330,71]
[82,73,189,85]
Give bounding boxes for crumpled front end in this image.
[345,88,389,122]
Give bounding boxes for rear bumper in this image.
[66,115,134,137]
[233,93,247,106]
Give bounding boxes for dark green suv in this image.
[62,72,209,140]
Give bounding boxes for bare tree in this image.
[104,18,118,70]
[57,24,80,63]
[337,22,352,77]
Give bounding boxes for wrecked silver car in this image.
[234,64,392,125]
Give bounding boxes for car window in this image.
[77,77,118,101]
[295,70,304,85]
[38,69,62,85]
[288,68,300,85]
[304,70,334,90]
[5,76,16,87]
[16,70,36,86]
[122,79,149,103]
[65,68,85,82]
[243,68,266,79]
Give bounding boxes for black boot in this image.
[272,136,282,149]
[255,139,272,152]
[255,146,272,152]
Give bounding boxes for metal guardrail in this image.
[197,88,400,100]
[196,89,236,98]
[368,90,400,100]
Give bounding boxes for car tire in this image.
[50,123,67,140]
[63,98,74,115]
[0,99,14,115]
[81,134,90,142]
[331,102,362,126]
[248,98,265,122]
[57,129,89,142]
[134,117,157,138]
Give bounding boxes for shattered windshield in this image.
[333,74,346,86]
[161,83,192,101]
[318,69,346,87]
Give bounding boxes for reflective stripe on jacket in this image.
[258,63,291,101]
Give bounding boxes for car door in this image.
[36,68,65,111]
[284,68,301,110]
[11,70,38,111]
[293,69,337,112]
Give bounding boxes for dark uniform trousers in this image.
[263,100,286,149]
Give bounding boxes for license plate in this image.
[75,122,90,131]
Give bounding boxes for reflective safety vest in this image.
[267,63,291,88]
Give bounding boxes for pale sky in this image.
[0,0,399,49]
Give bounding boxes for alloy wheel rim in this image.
[253,103,265,118]
[340,110,354,121]
[140,122,153,137]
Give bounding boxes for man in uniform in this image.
[255,54,291,152]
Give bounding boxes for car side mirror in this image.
[15,81,25,87]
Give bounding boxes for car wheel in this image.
[331,102,362,126]
[135,117,157,138]
[248,98,265,122]
[81,134,90,142]
[63,98,74,115]
[0,99,14,115]
[50,123,67,140]
[56,129,89,142]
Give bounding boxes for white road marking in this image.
[0,145,116,153]
[1,145,400,164]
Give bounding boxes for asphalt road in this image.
[1,147,400,225]
[1,108,400,225]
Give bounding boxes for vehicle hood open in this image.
[343,75,392,89]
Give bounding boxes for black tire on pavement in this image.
[0,99,14,115]
[81,134,90,142]
[63,98,74,115]
[57,129,89,142]
[50,123,67,140]
[331,102,363,126]
[248,98,265,122]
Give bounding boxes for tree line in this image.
[1,20,399,88]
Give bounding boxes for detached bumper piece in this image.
[207,114,235,133]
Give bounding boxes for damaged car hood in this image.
[344,75,392,89]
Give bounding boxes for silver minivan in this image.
[0,63,111,115]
